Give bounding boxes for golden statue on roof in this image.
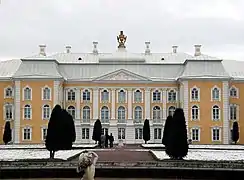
[117,31,127,48]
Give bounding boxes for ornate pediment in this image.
[93,69,151,81]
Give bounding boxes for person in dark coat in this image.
[109,133,114,148]
[105,131,109,148]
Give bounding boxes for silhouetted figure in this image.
[105,131,109,148]
[109,133,114,148]
[100,134,105,148]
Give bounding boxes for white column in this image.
[53,80,59,107]
[111,89,116,119]
[182,81,189,137]
[145,88,151,119]
[76,88,81,119]
[127,88,132,119]
[222,81,229,144]
[93,88,99,119]
[162,88,167,119]
[14,81,21,144]
[63,88,67,108]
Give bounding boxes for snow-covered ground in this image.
[151,149,244,161]
[0,149,83,161]
[142,144,244,150]
[0,144,97,149]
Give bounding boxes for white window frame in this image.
[135,128,143,139]
[211,86,221,101]
[22,86,32,101]
[4,103,14,120]
[4,86,13,98]
[41,126,48,141]
[191,105,200,121]
[133,89,143,103]
[229,104,239,121]
[23,104,32,120]
[117,89,127,103]
[211,127,221,141]
[100,106,110,120]
[82,106,91,120]
[134,106,143,120]
[154,128,162,140]
[212,105,221,121]
[81,128,90,139]
[191,127,200,142]
[100,89,110,103]
[118,127,126,140]
[67,105,76,119]
[67,89,76,101]
[152,89,161,103]
[152,106,161,120]
[117,106,126,120]
[229,86,239,98]
[42,86,52,100]
[22,126,32,141]
[82,89,92,103]
[42,104,51,120]
[190,86,200,102]
[167,89,177,102]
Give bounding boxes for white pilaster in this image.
[162,88,167,119]
[111,89,116,119]
[53,80,60,107]
[63,88,67,108]
[145,88,151,119]
[14,81,21,144]
[128,88,132,119]
[182,81,189,137]
[76,88,81,119]
[222,81,229,144]
[93,88,99,119]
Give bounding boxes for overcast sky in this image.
[1,0,244,61]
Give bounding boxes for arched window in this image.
[5,104,13,119]
[212,105,220,120]
[5,87,13,98]
[229,104,237,120]
[43,104,51,119]
[101,90,109,102]
[83,90,91,101]
[212,87,220,101]
[43,87,51,100]
[83,106,91,120]
[191,88,199,101]
[168,106,176,117]
[118,90,126,103]
[101,106,109,120]
[134,106,142,119]
[24,104,31,119]
[134,90,142,102]
[24,87,32,100]
[230,87,237,97]
[191,105,199,120]
[152,106,161,119]
[153,90,161,102]
[67,90,76,101]
[168,90,176,102]
[67,106,76,119]
[118,106,126,119]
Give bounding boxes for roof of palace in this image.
[0,32,244,81]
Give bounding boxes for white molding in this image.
[22,86,32,101]
[133,105,143,120]
[92,88,99,119]
[41,86,52,101]
[182,81,189,137]
[66,88,76,101]
[117,105,127,119]
[41,126,48,141]
[4,86,14,99]
[76,89,81,119]
[222,81,229,144]
[111,89,116,119]
[117,88,127,103]
[229,104,238,121]
[23,104,32,120]
[100,88,110,103]
[53,81,60,107]
[189,86,200,102]
[151,88,162,103]
[81,88,92,103]
[127,89,132,119]
[211,104,221,121]
[133,89,143,103]
[100,105,110,120]
[22,126,32,141]
[42,104,51,120]
[162,89,167,119]
[81,105,91,119]
[229,85,239,98]
[167,106,176,117]
[151,105,162,120]
[191,105,200,121]
[167,89,177,103]
[211,85,221,102]
[145,88,150,119]
[211,126,222,142]
[67,105,76,118]
[14,81,21,143]
[3,103,14,120]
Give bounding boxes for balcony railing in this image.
[81,119,90,123]
[117,119,126,124]
[153,119,164,124]
[134,119,142,124]
[101,119,110,123]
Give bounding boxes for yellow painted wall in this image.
[19,81,54,144]
[188,81,223,144]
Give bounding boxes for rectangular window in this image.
[212,128,220,141]
[102,128,108,135]
[82,128,89,139]
[154,128,162,139]
[42,128,47,141]
[118,128,125,140]
[191,128,200,141]
[23,127,31,140]
[135,128,143,139]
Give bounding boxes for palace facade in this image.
[0,31,244,145]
